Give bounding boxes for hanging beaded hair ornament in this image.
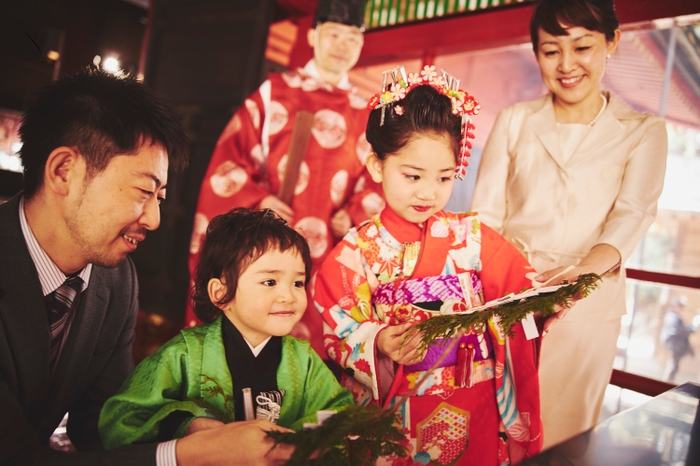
[367,65,481,180]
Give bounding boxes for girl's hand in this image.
[377,323,426,365]
[541,301,571,337]
[259,195,294,223]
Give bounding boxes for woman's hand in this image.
[536,244,621,336]
[377,323,426,365]
[259,195,294,223]
[535,265,584,286]
[535,244,621,286]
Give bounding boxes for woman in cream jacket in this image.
[471,0,667,449]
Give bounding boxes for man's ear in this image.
[366,152,384,183]
[44,147,82,197]
[307,27,316,48]
[208,278,228,308]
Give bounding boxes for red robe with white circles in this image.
[186,66,384,357]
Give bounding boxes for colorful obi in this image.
[405,332,492,372]
[372,272,484,324]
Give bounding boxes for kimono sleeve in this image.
[313,231,388,402]
[279,339,355,431]
[480,224,543,446]
[195,83,273,223]
[98,335,212,449]
[479,223,535,301]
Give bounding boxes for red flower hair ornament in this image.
[368,65,480,180]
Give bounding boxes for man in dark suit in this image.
[0,69,296,465]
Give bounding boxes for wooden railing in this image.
[611,268,700,397]
[363,0,532,29]
[610,369,676,397]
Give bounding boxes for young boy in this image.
[99,208,353,449]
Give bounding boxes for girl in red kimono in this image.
[313,66,545,465]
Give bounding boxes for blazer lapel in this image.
[48,271,110,423]
[527,95,567,171]
[0,196,52,413]
[568,93,624,166]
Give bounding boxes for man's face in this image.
[308,22,364,77]
[64,142,168,269]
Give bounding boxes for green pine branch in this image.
[266,405,408,465]
[409,273,600,352]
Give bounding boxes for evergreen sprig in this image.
[410,273,601,352]
[266,405,408,466]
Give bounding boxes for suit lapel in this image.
[49,271,110,420]
[0,196,52,412]
[527,95,567,171]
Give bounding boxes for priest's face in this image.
[309,22,364,77]
[216,248,307,347]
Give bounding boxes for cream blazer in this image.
[472,93,667,322]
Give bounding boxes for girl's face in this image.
[536,25,620,108]
[209,248,307,347]
[367,133,455,224]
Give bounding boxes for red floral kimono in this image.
[314,207,543,465]
[186,62,384,356]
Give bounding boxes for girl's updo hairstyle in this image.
[365,84,462,162]
[530,0,620,53]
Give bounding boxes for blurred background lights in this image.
[47,50,60,61]
[93,55,102,66]
[102,56,121,74]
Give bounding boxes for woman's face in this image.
[535,25,620,107]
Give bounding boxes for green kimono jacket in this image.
[99,316,353,449]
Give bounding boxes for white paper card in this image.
[521,313,539,340]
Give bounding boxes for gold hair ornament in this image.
[368,65,481,180]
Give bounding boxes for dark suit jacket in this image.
[0,194,157,465]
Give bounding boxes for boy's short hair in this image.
[18,67,189,198]
[192,207,313,323]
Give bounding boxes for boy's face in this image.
[215,248,307,347]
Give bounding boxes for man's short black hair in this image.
[18,67,189,198]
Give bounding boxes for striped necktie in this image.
[49,276,83,368]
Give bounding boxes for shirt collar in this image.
[246,336,272,357]
[303,59,352,91]
[19,196,92,296]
